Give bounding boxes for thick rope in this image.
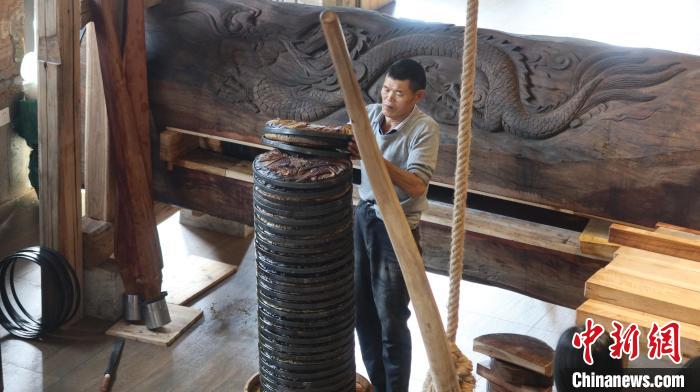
[423,0,479,390]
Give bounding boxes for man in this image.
[348,59,440,392]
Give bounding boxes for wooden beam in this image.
[153,147,606,308]
[122,0,151,185]
[609,223,700,262]
[37,0,83,305]
[84,22,114,222]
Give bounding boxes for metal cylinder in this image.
[143,292,171,330]
[253,149,355,392]
[123,294,142,322]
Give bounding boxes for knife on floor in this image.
[100,338,125,392]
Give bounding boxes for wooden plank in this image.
[81,216,114,267]
[585,267,700,325]
[614,247,700,273]
[37,0,83,312]
[147,1,700,230]
[577,299,700,362]
[106,304,203,346]
[609,223,700,262]
[655,222,700,241]
[473,334,554,377]
[476,361,551,392]
[84,22,114,222]
[579,219,618,260]
[164,126,273,152]
[159,128,199,170]
[162,255,238,306]
[175,150,253,183]
[608,253,700,292]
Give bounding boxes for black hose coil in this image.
[0,246,80,339]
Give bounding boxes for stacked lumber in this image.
[577,222,700,361]
[473,334,553,392]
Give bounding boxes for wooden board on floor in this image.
[577,299,700,362]
[585,267,700,325]
[476,361,551,392]
[163,255,238,306]
[106,304,202,346]
[473,334,554,377]
[579,219,618,260]
[609,223,700,262]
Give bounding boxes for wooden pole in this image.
[36,0,83,314]
[320,11,460,392]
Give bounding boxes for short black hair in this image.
[554,326,624,392]
[387,59,427,92]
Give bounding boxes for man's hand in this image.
[348,139,361,160]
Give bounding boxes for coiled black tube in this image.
[0,246,80,338]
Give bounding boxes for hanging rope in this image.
[423,0,479,390]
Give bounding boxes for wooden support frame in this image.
[37,0,83,311]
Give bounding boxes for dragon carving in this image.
[156,0,685,140]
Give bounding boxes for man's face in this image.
[380,76,425,120]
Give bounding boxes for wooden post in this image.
[320,11,460,392]
[36,0,83,306]
[84,21,114,222]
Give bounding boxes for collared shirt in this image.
[358,103,440,228]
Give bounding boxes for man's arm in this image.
[384,159,428,199]
[348,141,428,199]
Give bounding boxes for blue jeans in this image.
[354,200,418,392]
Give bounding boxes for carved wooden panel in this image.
[146,0,700,229]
